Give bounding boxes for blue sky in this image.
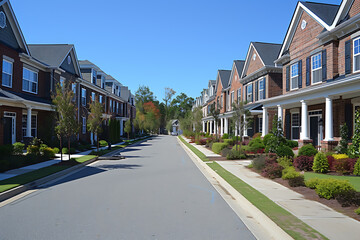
[12,0,341,102]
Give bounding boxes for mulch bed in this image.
[272,177,360,221]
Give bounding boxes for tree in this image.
[143,101,161,134]
[134,110,146,134]
[52,83,79,161]
[163,87,176,122]
[338,123,349,154]
[230,100,251,151]
[87,100,104,152]
[135,85,155,111]
[124,120,132,139]
[350,110,360,157]
[170,93,194,119]
[268,114,287,153]
[192,107,203,133]
[209,103,220,137]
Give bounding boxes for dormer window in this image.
[92,69,97,85]
[354,37,360,72]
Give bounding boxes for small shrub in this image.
[0,144,14,157]
[252,155,266,171]
[30,137,43,147]
[13,142,25,155]
[276,145,294,158]
[315,179,355,200]
[224,139,234,146]
[282,166,300,179]
[222,133,229,139]
[355,207,360,215]
[294,156,314,171]
[53,147,60,154]
[267,153,278,163]
[27,145,40,155]
[99,140,108,147]
[336,190,360,207]
[332,153,349,160]
[262,163,284,179]
[263,133,274,147]
[248,137,265,153]
[277,156,293,168]
[199,138,207,145]
[289,175,305,187]
[42,147,55,159]
[62,147,76,154]
[305,178,321,189]
[353,158,360,176]
[312,152,329,173]
[227,149,246,160]
[326,155,335,171]
[212,142,228,154]
[298,144,318,157]
[333,158,353,174]
[286,140,298,149]
[221,148,231,157]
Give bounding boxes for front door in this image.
[310,116,319,146]
[3,112,16,145]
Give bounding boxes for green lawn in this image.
[304,172,360,191]
[178,136,209,162]
[208,162,327,240]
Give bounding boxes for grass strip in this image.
[304,172,360,191]
[178,135,209,162]
[207,162,328,240]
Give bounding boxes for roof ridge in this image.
[252,41,282,46]
[28,43,73,46]
[302,1,339,7]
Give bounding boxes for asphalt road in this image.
[0,136,255,240]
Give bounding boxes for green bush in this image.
[288,175,305,187]
[277,156,293,168]
[312,152,329,173]
[42,147,55,159]
[212,142,229,154]
[305,178,321,189]
[222,133,229,139]
[227,149,246,160]
[355,207,360,215]
[353,158,360,176]
[276,145,294,158]
[248,137,265,152]
[221,148,231,158]
[282,166,300,179]
[62,147,76,154]
[53,147,60,154]
[315,179,355,200]
[0,144,14,157]
[27,145,40,155]
[223,139,234,146]
[252,155,266,171]
[286,140,298,149]
[13,142,25,155]
[263,133,273,147]
[298,144,318,157]
[100,140,108,147]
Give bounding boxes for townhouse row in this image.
[194,0,360,151]
[0,0,135,146]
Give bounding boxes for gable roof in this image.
[218,70,231,89]
[278,1,340,58]
[0,0,29,54]
[28,44,82,76]
[228,60,245,87]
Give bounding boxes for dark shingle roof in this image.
[218,70,231,88]
[301,1,340,26]
[210,80,216,85]
[28,44,73,67]
[234,60,245,75]
[252,42,282,66]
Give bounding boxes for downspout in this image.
[77,81,80,140]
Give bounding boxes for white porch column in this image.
[324,97,334,141]
[235,121,238,136]
[224,118,228,134]
[202,121,205,132]
[262,107,268,137]
[210,120,213,134]
[243,114,248,137]
[301,100,309,140]
[220,118,224,136]
[277,105,283,124]
[26,107,32,137]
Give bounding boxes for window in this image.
[291,113,300,140]
[290,63,298,90]
[22,68,38,94]
[81,88,86,106]
[72,83,76,93]
[2,59,12,87]
[22,115,37,138]
[247,84,253,102]
[91,92,95,102]
[92,69,97,85]
[231,91,234,106]
[113,101,116,113]
[110,100,112,112]
[60,77,65,88]
[99,95,103,104]
[82,117,86,134]
[354,38,360,72]
[259,78,265,100]
[237,88,241,102]
[116,102,119,114]
[311,53,322,84]
[259,117,263,133]
[101,76,105,89]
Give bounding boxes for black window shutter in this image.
[255,117,259,133]
[286,66,290,91]
[298,60,302,88]
[345,40,352,75]
[322,49,327,81]
[255,81,258,101]
[263,77,266,99]
[285,113,291,140]
[251,83,254,102]
[306,57,311,86]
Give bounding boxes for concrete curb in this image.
[0,137,151,203]
[177,136,293,240]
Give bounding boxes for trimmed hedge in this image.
[212,142,229,154]
[223,139,234,146]
[298,144,318,157]
[276,145,294,158]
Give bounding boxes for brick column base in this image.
[298,139,313,148]
[321,140,338,152]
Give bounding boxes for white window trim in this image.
[353,37,360,73]
[22,114,37,138]
[22,67,38,94]
[2,59,13,88]
[91,92,95,102]
[259,78,265,100]
[247,84,253,102]
[290,63,299,90]
[81,88,86,106]
[311,53,322,85]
